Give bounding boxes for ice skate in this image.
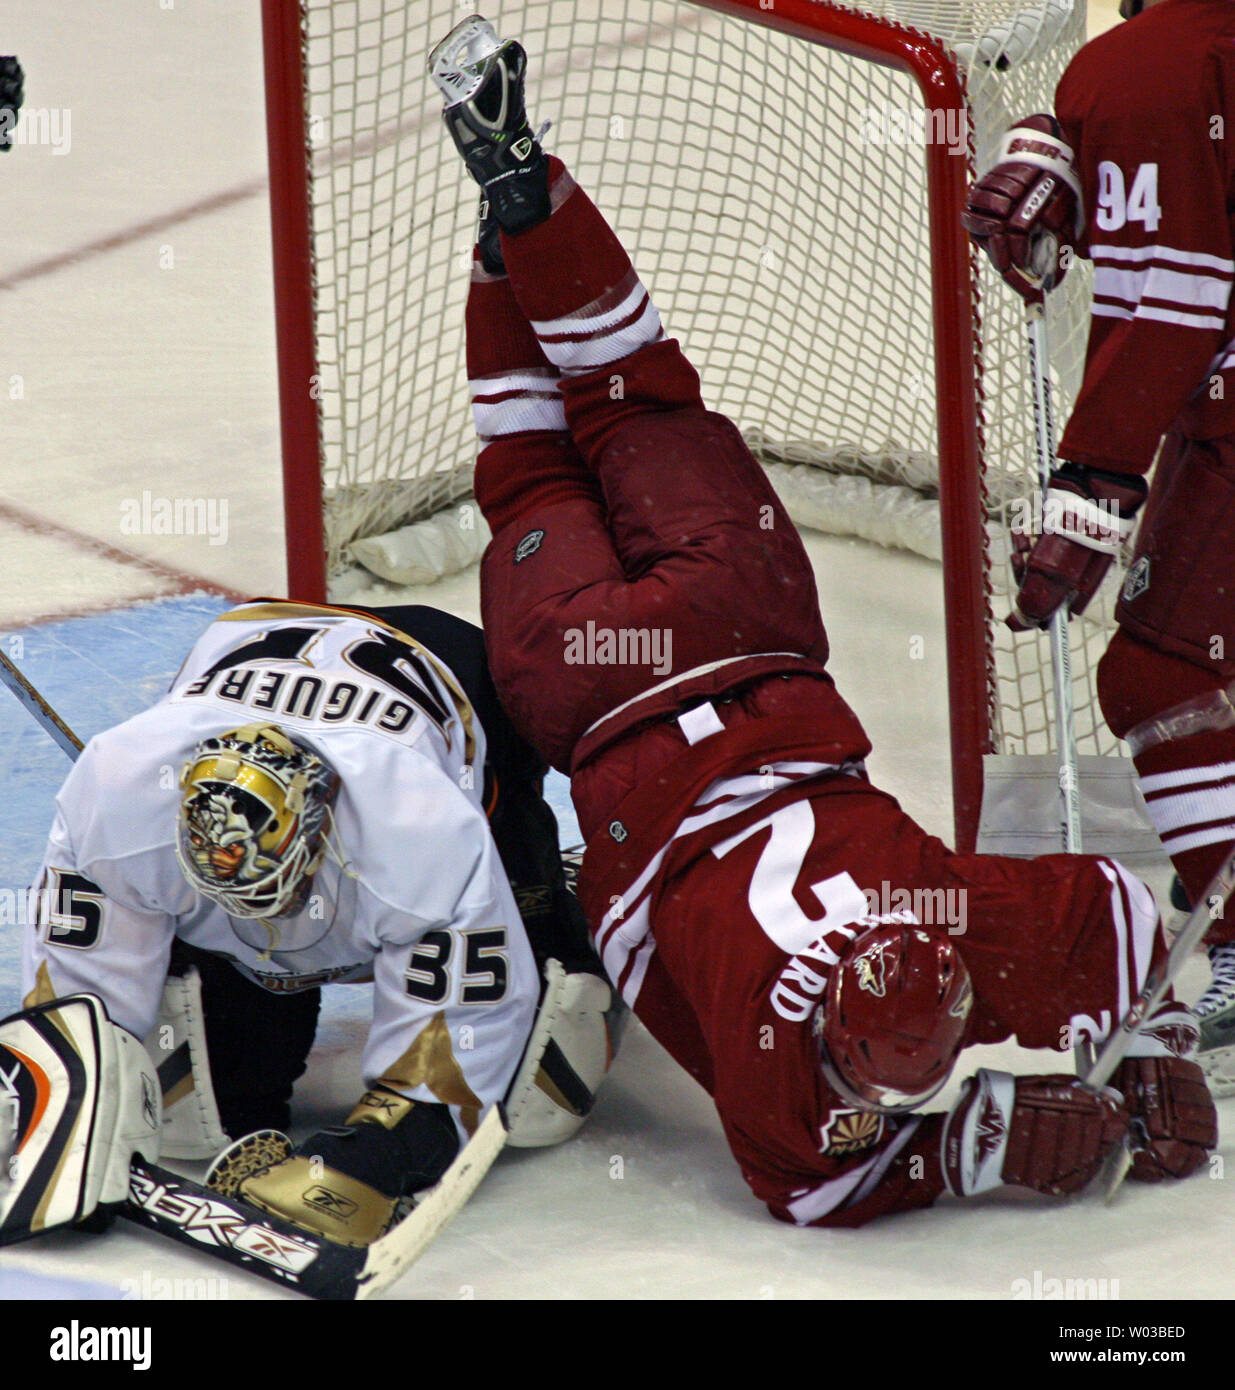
[429,14,550,257]
[1195,941,1235,1096]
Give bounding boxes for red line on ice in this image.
[0,496,244,628]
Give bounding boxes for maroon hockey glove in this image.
[942,1069,1129,1198]
[1112,1057,1217,1182]
[962,114,1083,301]
[1007,461,1146,631]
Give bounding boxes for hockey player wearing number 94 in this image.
[963,0,1235,1095]
[432,14,1218,1229]
[1,601,619,1251]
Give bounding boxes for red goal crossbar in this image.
[263,0,993,849]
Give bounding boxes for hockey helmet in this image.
[176,722,338,919]
[818,922,973,1114]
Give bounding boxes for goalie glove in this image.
[962,114,1083,301]
[210,1088,461,1248]
[941,1069,1129,1198]
[1008,461,1147,631]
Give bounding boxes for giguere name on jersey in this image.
[179,664,422,737]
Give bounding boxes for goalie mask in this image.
[818,922,973,1115]
[176,723,339,920]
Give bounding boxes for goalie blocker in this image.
[0,994,160,1245]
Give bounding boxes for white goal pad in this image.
[976,754,1166,866]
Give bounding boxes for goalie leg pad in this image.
[142,965,228,1160]
[0,994,160,1245]
[506,963,622,1148]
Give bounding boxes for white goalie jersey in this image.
[20,601,540,1140]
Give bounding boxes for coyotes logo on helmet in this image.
[853,941,889,998]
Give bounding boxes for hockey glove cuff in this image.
[942,1069,1129,1198]
[963,115,1084,301]
[1112,1023,1216,1184]
[1007,462,1146,631]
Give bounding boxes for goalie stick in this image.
[119,960,568,1299]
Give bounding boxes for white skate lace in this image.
[1195,941,1235,1019]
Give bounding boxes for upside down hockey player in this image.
[433,15,1217,1227]
[1,603,615,1248]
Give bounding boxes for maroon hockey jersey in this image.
[1055,0,1235,471]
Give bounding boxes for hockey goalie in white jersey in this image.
[3,600,617,1250]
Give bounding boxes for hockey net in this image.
[264,0,1155,855]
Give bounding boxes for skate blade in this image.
[429,15,505,106]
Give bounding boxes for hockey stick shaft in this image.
[1026,303,1090,1074]
[1095,845,1235,1199]
[1089,844,1235,1093]
[0,650,83,759]
[122,1156,370,1300]
[1026,306,1082,855]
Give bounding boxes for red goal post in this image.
[691,0,989,847]
[261,0,1108,853]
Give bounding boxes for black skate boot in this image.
[429,15,550,271]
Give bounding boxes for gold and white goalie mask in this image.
[176,723,338,920]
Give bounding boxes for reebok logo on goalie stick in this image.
[128,1169,320,1275]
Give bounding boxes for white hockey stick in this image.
[353,957,568,1298]
[1025,301,1090,1075]
[1091,845,1235,1200]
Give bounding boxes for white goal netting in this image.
[286,0,1145,805]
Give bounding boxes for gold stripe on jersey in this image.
[22,960,57,1010]
[376,1011,484,1137]
[215,601,479,767]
